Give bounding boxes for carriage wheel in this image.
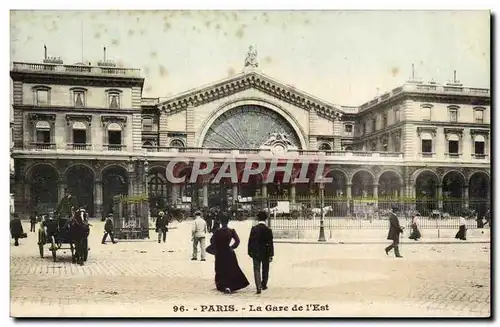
[38,231,44,258]
[50,237,57,262]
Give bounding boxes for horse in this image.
[70,208,90,265]
[311,206,333,220]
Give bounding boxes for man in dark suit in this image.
[248,211,274,294]
[385,204,404,258]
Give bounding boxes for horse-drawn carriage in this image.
[38,209,90,265]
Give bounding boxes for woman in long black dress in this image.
[210,214,249,293]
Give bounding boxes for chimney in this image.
[44,44,47,59]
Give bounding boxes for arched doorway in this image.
[469,172,490,218]
[65,164,95,216]
[102,166,128,216]
[415,170,439,216]
[324,169,348,216]
[148,167,169,213]
[442,171,466,215]
[28,164,59,213]
[352,170,375,198]
[378,171,403,211]
[206,166,232,210]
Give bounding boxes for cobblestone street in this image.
[10,220,490,318]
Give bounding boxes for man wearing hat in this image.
[248,211,274,294]
[385,204,404,258]
[156,211,169,243]
[191,210,208,261]
[102,212,117,244]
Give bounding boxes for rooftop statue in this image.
[244,45,258,68]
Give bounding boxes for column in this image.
[332,116,342,151]
[128,172,134,197]
[232,184,238,205]
[58,181,67,200]
[400,185,405,207]
[346,183,352,213]
[94,180,103,218]
[373,183,379,207]
[202,183,208,208]
[170,184,180,206]
[463,184,469,208]
[290,184,296,203]
[261,184,268,198]
[437,184,443,210]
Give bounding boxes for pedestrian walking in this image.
[156,211,169,243]
[29,211,37,232]
[385,204,404,258]
[455,216,467,241]
[10,213,25,246]
[191,211,208,261]
[248,211,274,294]
[101,213,117,244]
[209,213,249,293]
[408,214,421,241]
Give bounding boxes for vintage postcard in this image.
[9,9,490,318]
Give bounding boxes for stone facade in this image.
[10,60,491,219]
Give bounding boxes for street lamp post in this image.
[318,181,326,242]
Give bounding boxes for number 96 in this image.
[173,305,185,312]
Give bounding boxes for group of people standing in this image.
[190,209,275,295]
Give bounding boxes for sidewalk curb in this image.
[274,240,491,245]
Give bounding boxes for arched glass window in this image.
[170,139,185,148]
[319,143,332,151]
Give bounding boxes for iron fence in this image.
[241,196,489,230]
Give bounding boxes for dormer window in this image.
[105,89,122,109]
[32,86,51,106]
[71,88,87,107]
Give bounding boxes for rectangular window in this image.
[108,131,122,145]
[421,107,431,121]
[421,139,432,153]
[36,130,50,143]
[344,124,353,133]
[36,90,49,106]
[448,140,459,154]
[109,94,120,109]
[143,118,153,131]
[382,114,387,128]
[73,130,87,144]
[394,109,400,123]
[475,141,485,155]
[449,110,458,123]
[475,110,484,124]
[73,91,85,107]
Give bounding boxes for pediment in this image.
[157,70,343,120]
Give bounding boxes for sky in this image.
[10,10,490,106]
